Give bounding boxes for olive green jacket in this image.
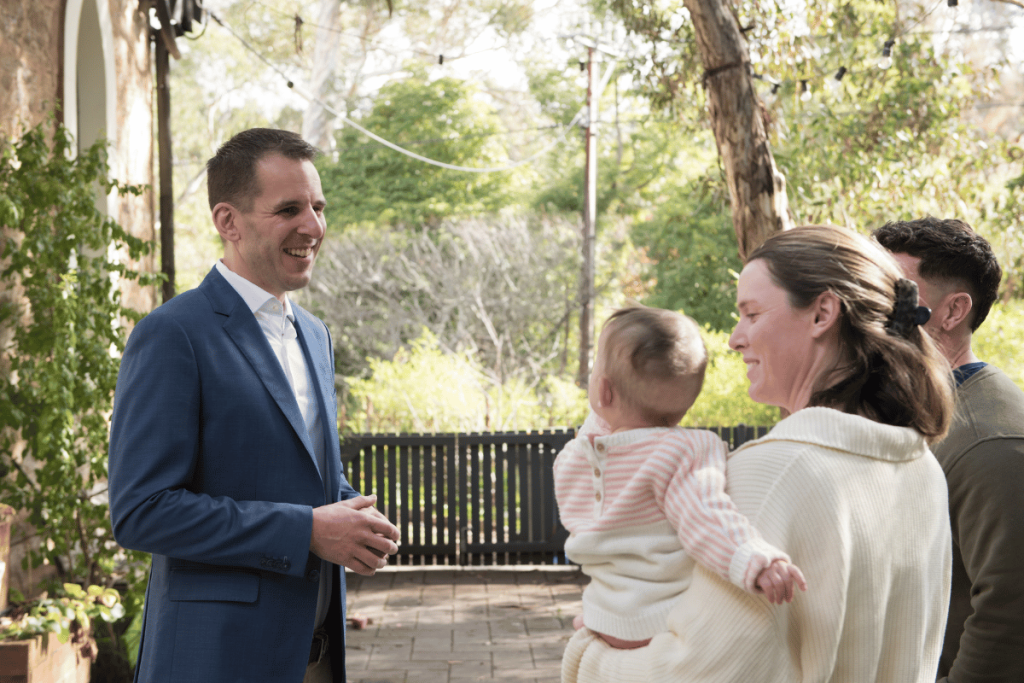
[935,364,1024,683]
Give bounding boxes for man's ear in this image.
[938,291,974,332]
[810,290,842,339]
[212,202,241,243]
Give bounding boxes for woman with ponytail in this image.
[562,225,954,683]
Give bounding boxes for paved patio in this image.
[344,566,587,683]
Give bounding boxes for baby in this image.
[554,305,806,650]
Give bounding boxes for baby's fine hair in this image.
[602,306,708,427]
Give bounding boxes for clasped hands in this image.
[310,494,400,576]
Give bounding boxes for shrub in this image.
[973,300,1024,388]
[0,122,157,591]
[344,325,776,434]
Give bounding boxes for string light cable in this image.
[246,0,515,66]
[208,9,590,174]
[751,0,1022,101]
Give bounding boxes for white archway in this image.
[63,0,119,213]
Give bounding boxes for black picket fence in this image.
[340,425,770,566]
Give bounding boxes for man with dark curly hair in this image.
[874,217,1024,683]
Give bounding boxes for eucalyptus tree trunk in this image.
[682,0,793,260]
[302,0,343,152]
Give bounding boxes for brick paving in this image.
[344,566,587,683]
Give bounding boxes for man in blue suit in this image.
[109,128,399,682]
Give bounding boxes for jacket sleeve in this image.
[939,438,1024,683]
[108,312,314,578]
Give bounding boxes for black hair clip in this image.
[886,279,930,339]
[914,305,931,327]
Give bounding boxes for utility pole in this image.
[576,45,598,390]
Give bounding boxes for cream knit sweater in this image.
[561,407,952,683]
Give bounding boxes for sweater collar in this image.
[733,407,929,464]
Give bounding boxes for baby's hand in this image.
[756,559,807,604]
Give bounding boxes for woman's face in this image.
[729,259,821,414]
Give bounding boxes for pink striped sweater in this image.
[554,412,789,640]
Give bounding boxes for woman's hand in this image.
[756,559,808,604]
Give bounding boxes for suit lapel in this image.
[201,268,319,471]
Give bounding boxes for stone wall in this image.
[0,0,64,138]
[1,0,156,311]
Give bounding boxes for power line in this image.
[208,9,583,174]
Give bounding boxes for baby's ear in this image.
[597,375,615,409]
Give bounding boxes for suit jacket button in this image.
[306,569,320,582]
[259,559,268,568]
[282,557,291,571]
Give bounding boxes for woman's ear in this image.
[810,290,842,339]
[212,202,241,243]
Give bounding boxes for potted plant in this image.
[0,584,123,683]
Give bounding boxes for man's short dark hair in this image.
[206,128,320,211]
[873,217,1002,331]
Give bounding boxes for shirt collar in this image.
[953,361,987,387]
[215,260,294,321]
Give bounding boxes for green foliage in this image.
[346,329,589,433]
[973,300,1024,390]
[0,122,159,591]
[631,173,742,331]
[0,583,124,644]
[603,0,1024,316]
[319,69,524,229]
[347,324,777,433]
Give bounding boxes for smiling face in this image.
[218,153,326,301]
[728,259,821,414]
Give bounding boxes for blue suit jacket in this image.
[109,267,357,682]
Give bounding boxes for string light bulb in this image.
[879,40,895,70]
[800,80,812,102]
[754,74,781,104]
[828,66,847,97]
